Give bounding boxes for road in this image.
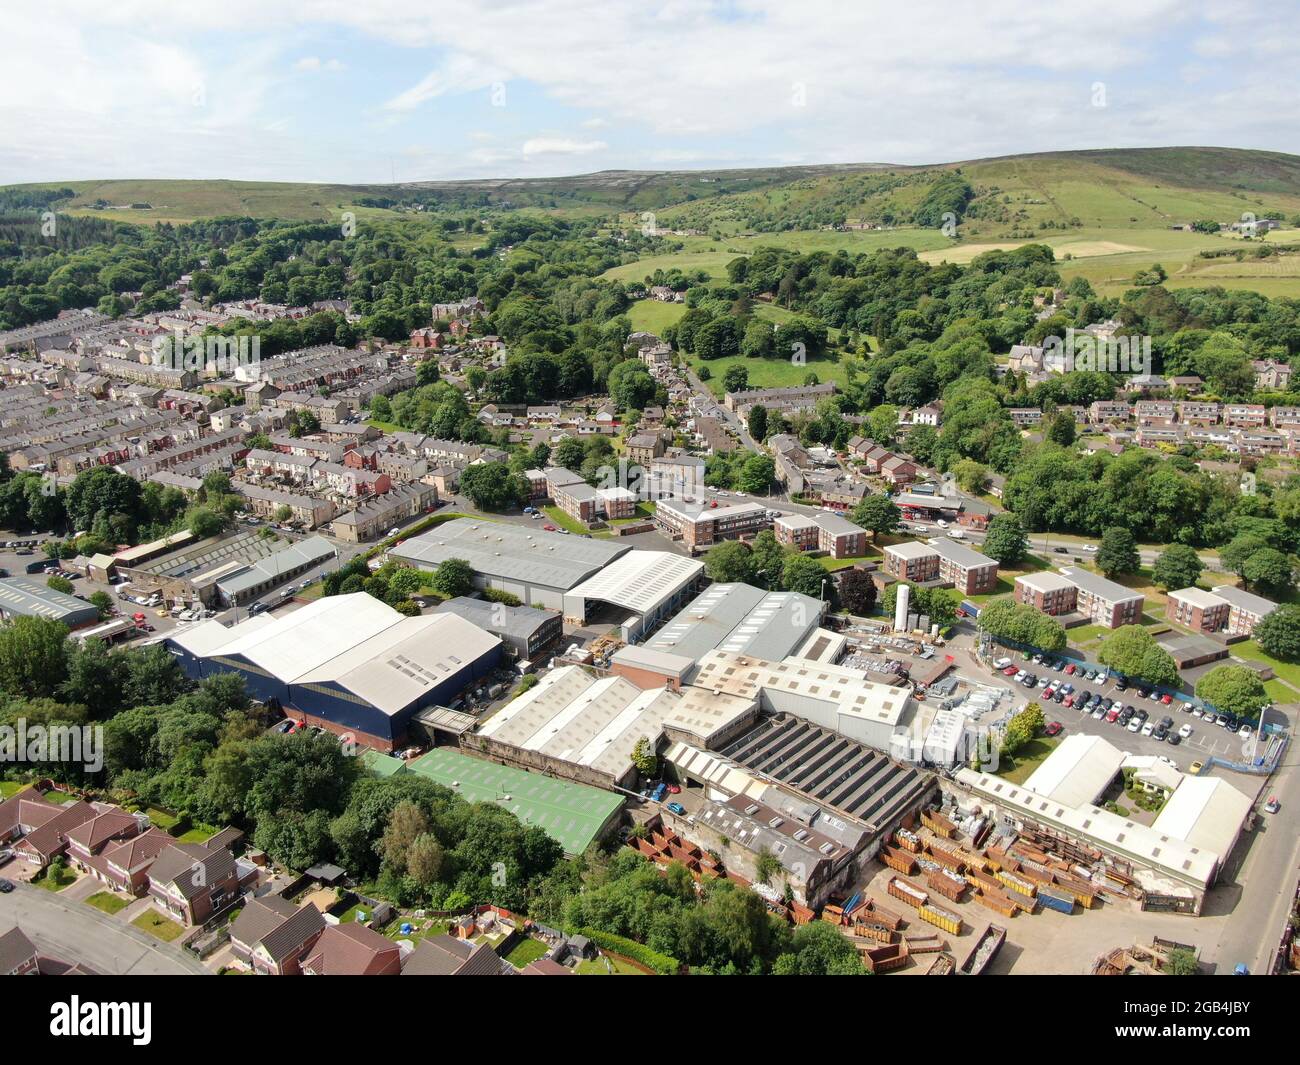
[683,367,761,453]
[0,882,208,975]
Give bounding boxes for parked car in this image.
[1013,670,1027,683]
[0,878,14,893]
[275,720,295,734]
[1064,663,1077,676]
[993,657,1012,670]
[666,802,686,816]
[1189,760,1205,774]
[1153,724,1169,741]
[1203,713,1217,726]
[1265,796,1281,814]
[1105,707,1120,723]
[1115,677,1129,692]
[1166,733,1181,746]
[1053,689,1067,703]
[1044,721,1063,737]
[543,524,557,532]
[1160,693,1173,705]
[1178,723,1193,739]
[666,784,681,794]
[1141,721,1156,737]
[1127,717,1142,732]
[1003,665,1019,676]
[1238,724,1253,738]
[1091,705,1106,720]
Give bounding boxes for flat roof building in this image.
[643,583,824,664]
[391,518,631,611]
[433,596,562,660]
[1015,567,1144,629]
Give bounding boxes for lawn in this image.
[85,891,130,915]
[691,352,853,397]
[34,864,79,892]
[0,781,29,799]
[818,551,881,572]
[967,553,1050,605]
[143,806,181,831]
[1232,641,1300,694]
[992,735,1062,785]
[627,299,687,334]
[383,916,452,943]
[175,823,220,844]
[576,953,646,975]
[131,910,184,942]
[504,937,550,969]
[541,505,590,536]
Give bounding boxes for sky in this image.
[2,0,1298,185]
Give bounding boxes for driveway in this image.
[0,881,207,975]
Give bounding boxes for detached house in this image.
[147,841,252,925]
[302,923,402,975]
[230,895,327,975]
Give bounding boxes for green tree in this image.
[781,555,828,599]
[723,365,749,393]
[1151,544,1203,592]
[1046,411,1076,446]
[747,404,768,442]
[981,513,1028,565]
[736,454,774,494]
[850,495,900,536]
[1194,665,1267,719]
[704,540,756,584]
[0,616,69,699]
[88,590,114,620]
[46,575,74,594]
[952,459,989,494]
[1096,526,1140,579]
[1241,548,1294,595]
[772,921,865,976]
[429,558,476,599]
[631,736,659,778]
[459,462,524,511]
[1254,604,1300,662]
[1097,625,1178,687]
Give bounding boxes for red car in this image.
[1002,665,1018,676]
[1063,694,1075,707]
[1160,694,1173,705]
[543,524,557,532]
[666,784,681,794]
[1044,722,1063,737]
[1064,664,1077,676]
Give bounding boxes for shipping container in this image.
[860,942,909,973]
[926,953,956,975]
[880,845,918,876]
[922,810,956,838]
[1036,886,1075,914]
[994,869,1037,898]
[918,903,963,936]
[887,875,929,909]
[895,828,923,853]
[958,923,1006,975]
[926,869,968,902]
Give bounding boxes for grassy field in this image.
[541,505,590,535]
[627,300,687,333]
[0,781,29,799]
[132,909,184,942]
[691,352,852,397]
[85,891,130,915]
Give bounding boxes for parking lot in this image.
[989,649,1265,776]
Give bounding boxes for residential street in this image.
[0,882,208,975]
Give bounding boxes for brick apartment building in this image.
[654,497,769,551]
[882,537,998,595]
[1167,584,1278,637]
[774,511,868,560]
[1014,567,1144,629]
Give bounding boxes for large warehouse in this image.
[0,576,100,630]
[643,583,824,663]
[562,549,705,640]
[390,518,630,610]
[166,593,501,749]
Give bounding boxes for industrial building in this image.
[390,518,631,610]
[0,576,100,629]
[473,664,757,789]
[640,583,824,664]
[948,737,1253,913]
[561,549,704,640]
[114,529,334,609]
[166,593,501,749]
[433,596,562,661]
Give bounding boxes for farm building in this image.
[165,593,501,750]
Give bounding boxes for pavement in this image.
[0,881,208,975]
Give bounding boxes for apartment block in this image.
[1015,567,1144,629]
[1168,584,1278,637]
[774,512,868,560]
[654,497,769,551]
[883,537,998,595]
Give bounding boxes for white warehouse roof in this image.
[1151,775,1253,862]
[1023,733,1126,808]
[564,550,703,617]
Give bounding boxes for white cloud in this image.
[521,137,607,157]
[294,56,344,72]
